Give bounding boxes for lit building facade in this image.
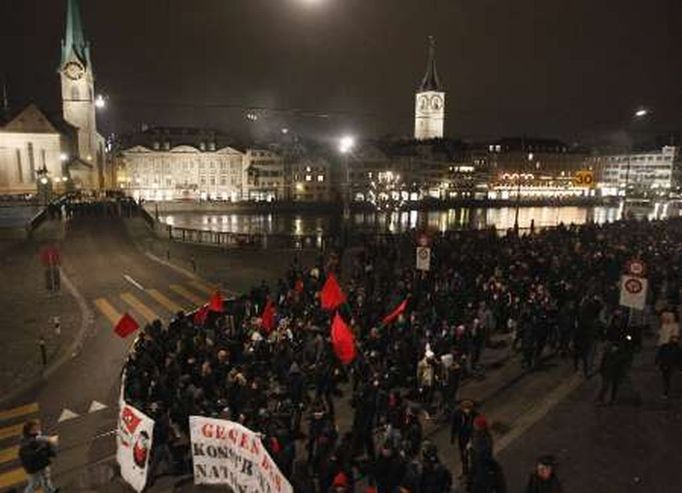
[118,127,246,201]
[414,37,445,140]
[592,146,681,196]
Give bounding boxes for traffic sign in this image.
[619,275,647,310]
[625,259,646,277]
[416,246,431,271]
[573,170,595,188]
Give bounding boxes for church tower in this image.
[59,0,98,163]
[414,36,445,140]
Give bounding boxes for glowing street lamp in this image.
[95,94,106,109]
[338,135,356,221]
[634,108,649,118]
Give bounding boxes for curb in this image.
[0,266,94,408]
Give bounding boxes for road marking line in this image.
[189,280,216,295]
[0,423,23,441]
[169,284,204,306]
[147,289,184,313]
[0,445,18,466]
[0,402,38,423]
[94,298,121,326]
[0,467,26,489]
[123,274,145,291]
[120,292,159,323]
[495,374,582,454]
[88,401,108,413]
[57,408,79,423]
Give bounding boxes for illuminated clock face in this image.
[64,61,84,80]
[418,95,429,112]
[431,95,443,110]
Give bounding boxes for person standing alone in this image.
[18,419,59,493]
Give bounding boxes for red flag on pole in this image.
[382,298,409,325]
[194,304,210,326]
[262,299,276,333]
[321,273,346,311]
[208,291,224,312]
[331,312,356,365]
[115,313,139,338]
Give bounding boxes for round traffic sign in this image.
[624,278,643,294]
[626,259,646,276]
[418,247,429,259]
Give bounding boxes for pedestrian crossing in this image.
[93,280,227,329]
[0,401,39,491]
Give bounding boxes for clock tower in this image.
[414,36,445,140]
[59,0,98,164]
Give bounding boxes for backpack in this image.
[19,438,53,474]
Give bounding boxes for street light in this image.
[95,94,106,109]
[622,107,652,218]
[338,136,355,220]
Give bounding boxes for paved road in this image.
[0,218,232,491]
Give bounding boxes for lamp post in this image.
[338,136,355,220]
[622,107,650,218]
[36,164,52,205]
[513,152,533,233]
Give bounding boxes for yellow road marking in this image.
[0,445,18,466]
[94,298,121,326]
[0,423,23,441]
[0,467,26,489]
[147,289,184,313]
[0,402,38,423]
[170,284,204,306]
[120,292,159,323]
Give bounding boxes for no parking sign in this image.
[619,275,648,310]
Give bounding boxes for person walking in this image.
[450,399,478,478]
[655,334,681,398]
[524,455,563,493]
[658,310,680,347]
[18,419,59,493]
[597,342,630,405]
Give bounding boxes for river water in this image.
[158,205,636,236]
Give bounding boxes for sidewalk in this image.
[0,230,82,402]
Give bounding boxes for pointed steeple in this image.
[61,0,91,68]
[419,36,442,92]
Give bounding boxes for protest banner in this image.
[116,402,155,492]
[189,416,293,493]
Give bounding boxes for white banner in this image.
[619,275,648,310]
[189,416,293,493]
[416,246,431,271]
[116,402,155,492]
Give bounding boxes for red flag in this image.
[382,298,409,325]
[294,279,305,294]
[262,299,276,333]
[208,291,224,312]
[194,304,210,326]
[331,312,356,365]
[321,273,346,311]
[115,313,139,338]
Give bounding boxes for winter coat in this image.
[524,473,563,493]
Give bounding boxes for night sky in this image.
[3,0,681,143]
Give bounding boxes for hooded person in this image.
[524,455,563,493]
[450,399,479,477]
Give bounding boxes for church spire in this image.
[419,36,441,92]
[61,0,91,69]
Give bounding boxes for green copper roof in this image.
[60,0,91,68]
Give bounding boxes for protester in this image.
[18,420,59,493]
[119,215,682,491]
[524,455,563,493]
[655,334,681,398]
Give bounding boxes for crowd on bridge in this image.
[120,217,682,492]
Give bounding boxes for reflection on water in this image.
[159,205,632,236]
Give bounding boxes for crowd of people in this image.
[121,217,682,492]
